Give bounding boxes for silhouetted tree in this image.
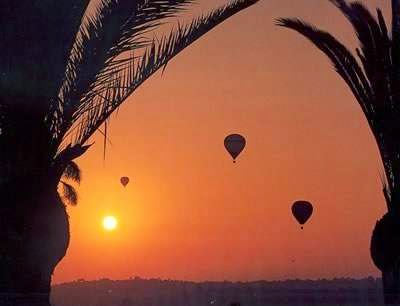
[277,0,400,304]
[0,1,258,305]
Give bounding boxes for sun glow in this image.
[103,216,118,231]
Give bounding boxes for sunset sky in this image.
[53,0,391,284]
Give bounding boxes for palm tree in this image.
[60,161,81,207]
[277,0,400,304]
[0,1,258,305]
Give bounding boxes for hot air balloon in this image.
[120,176,129,188]
[291,200,313,229]
[224,134,246,163]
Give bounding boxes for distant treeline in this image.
[51,277,383,306]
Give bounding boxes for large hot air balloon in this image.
[224,134,246,163]
[120,176,129,188]
[291,200,313,229]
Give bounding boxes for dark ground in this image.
[51,277,383,306]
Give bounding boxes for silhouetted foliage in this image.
[277,1,400,209]
[0,0,259,203]
[277,0,400,304]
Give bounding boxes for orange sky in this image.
[53,0,391,284]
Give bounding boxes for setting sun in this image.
[102,216,118,231]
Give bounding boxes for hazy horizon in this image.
[52,275,382,286]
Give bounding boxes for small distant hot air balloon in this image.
[224,134,246,163]
[291,200,313,229]
[120,176,129,188]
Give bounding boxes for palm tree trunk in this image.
[0,178,69,306]
[0,294,51,306]
[371,211,400,305]
[383,259,400,305]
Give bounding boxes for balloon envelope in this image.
[292,201,313,227]
[120,177,129,187]
[224,134,246,161]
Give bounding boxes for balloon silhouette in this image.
[291,200,313,229]
[120,176,129,188]
[224,134,246,163]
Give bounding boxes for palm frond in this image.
[60,181,78,206]
[378,167,392,209]
[68,0,259,145]
[54,0,193,144]
[328,1,400,202]
[0,1,257,192]
[54,143,92,177]
[62,161,81,184]
[277,17,397,199]
[276,18,373,118]
[329,1,392,110]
